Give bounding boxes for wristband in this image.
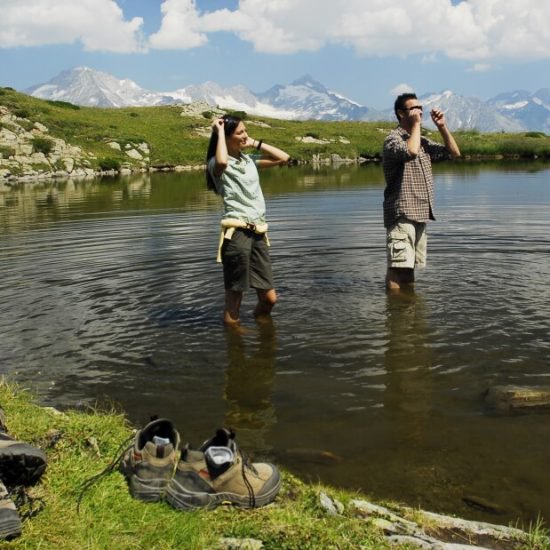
[256,139,263,150]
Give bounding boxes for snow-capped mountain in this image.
[369,90,526,132]
[25,67,174,108]
[421,90,525,133]
[22,66,548,132]
[25,68,368,121]
[488,89,550,133]
[257,75,371,121]
[166,81,297,120]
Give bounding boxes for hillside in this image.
[2,87,550,182]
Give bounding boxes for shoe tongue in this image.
[144,440,173,459]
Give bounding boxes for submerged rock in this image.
[281,448,344,464]
[462,495,507,515]
[484,385,550,413]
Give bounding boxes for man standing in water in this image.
[382,93,461,291]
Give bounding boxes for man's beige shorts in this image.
[386,217,427,269]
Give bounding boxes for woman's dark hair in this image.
[394,92,417,121]
[205,114,242,193]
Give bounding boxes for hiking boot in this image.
[120,417,180,502]
[0,480,21,541]
[166,428,280,510]
[0,408,47,487]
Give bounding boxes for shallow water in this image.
[1,162,550,524]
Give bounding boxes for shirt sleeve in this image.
[422,137,451,160]
[207,157,223,192]
[383,131,410,162]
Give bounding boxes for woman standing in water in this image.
[206,114,290,326]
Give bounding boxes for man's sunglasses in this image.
[403,106,423,112]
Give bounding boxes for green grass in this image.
[2,380,549,549]
[3,86,550,173]
[0,380,393,549]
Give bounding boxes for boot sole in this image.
[126,474,172,502]
[0,510,22,540]
[166,473,281,510]
[0,444,47,486]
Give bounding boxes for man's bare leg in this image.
[386,268,415,291]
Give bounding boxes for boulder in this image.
[33,122,49,133]
[125,148,143,160]
[62,158,75,173]
[484,385,550,412]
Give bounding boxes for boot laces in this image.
[76,433,134,513]
[9,485,46,521]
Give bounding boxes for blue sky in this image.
[1,0,550,109]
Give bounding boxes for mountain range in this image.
[24,67,550,133]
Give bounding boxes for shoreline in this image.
[3,153,550,186]
[1,379,547,549]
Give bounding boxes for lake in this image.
[1,162,550,525]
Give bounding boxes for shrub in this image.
[202,111,213,119]
[32,137,54,155]
[128,112,139,118]
[45,100,80,110]
[524,131,546,138]
[14,108,30,119]
[98,158,121,171]
[305,131,321,140]
[0,146,15,158]
[227,110,247,120]
[18,120,35,131]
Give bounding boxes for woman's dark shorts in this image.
[221,228,274,292]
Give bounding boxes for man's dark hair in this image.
[394,93,418,121]
[205,114,243,193]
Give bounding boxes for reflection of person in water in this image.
[222,320,277,455]
[384,292,434,447]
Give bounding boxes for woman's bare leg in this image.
[224,290,243,325]
[254,288,277,318]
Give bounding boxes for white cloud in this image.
[148,0,550,62]
[0,0,144,52]
[390,83,415,97]
[469,63,493,72]
[4,0,550,63]
[421,53,439,64]
[148,0,207,49]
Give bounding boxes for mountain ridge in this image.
[23,66,550,133]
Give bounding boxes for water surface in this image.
[1,162,549,524]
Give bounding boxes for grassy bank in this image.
[2,380,549,549]
[0,380,392,549]
[2,87,550,172]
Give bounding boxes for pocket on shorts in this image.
[388,231,408,263]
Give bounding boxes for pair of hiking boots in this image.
[120,418,280,510]
[0,408,47,541]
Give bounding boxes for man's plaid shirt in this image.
[382,126,450,228]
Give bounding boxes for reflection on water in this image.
[223,322,277,455]
[1,163,550,524]
[384,292,434,448]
